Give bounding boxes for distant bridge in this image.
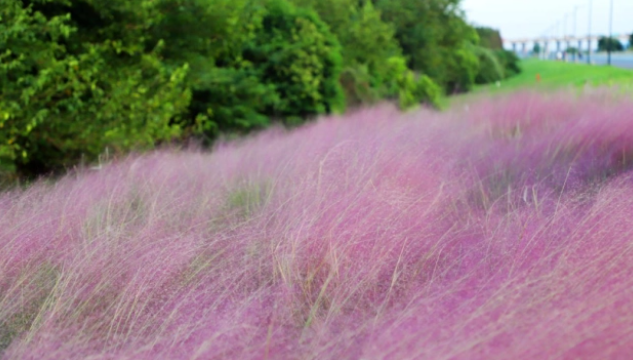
[504,34,631,56]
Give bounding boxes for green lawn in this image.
[478,59,633,93]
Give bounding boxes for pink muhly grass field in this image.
[3,91,633,359]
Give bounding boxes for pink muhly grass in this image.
[2,90,633,359]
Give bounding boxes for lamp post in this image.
[608,0,613,66]
[573,5,581,61]
[563,13,570,61]
[587,0,592,64]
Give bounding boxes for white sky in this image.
[462,0,633,41]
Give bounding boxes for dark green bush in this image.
[384,56,441,109]
[442,46,480,94]
[475,27,503,50]
[474,46,504,84]
[1,0,190,177]
[376,0,480,94]
[290,0,401,107]
[163,0,344,136]
[413,74,442,108]
[339,66,381,108]
[148,0,276,139]
[247,0,344,123]
[598,37,624,52]
[494,50,522,78]
[1,0,346,177]
[1,0,485,179]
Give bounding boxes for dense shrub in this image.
[413,74,442,107]
[1,0,345,175]
[475,26,503,49]
[473,26,522,83]
[598,36,625,52]
[474,46,505,84]
[0,0,190,176]
[153,0,344,134]
[376,0,480,93]
[245,0,344,125]
[338,66,381,107]
[442,46,480,93]
[290,0,402,107]
[495,49,522,78]
[384,56,442,109]
[147,0,273,139]
[2,0,485,178]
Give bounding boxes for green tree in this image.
[598,37,624,52]
[494,50,521,78]
[476,27,503,50]
[384,56,441,109]
[473,46,504,84]
[1,0,190,177]
[290,0,403,105]
[154,0,344,136]
[376,0,480,93]
[244,0,344,124]
[149,0,275,138]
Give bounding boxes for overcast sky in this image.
[462,0,633,41]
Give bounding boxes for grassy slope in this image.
[441,59,633,108]
[5,93,633,359]
[479,59,633,93]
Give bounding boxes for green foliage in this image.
[163,0,344,136]
[385,56,416,109]
[290,0,401,106]
[476,27,503,50]
[339,66,381,107]
[473,46,504,84]
[248,0,344,123]
[598,37,624,52]
[533,43,542,54]
[494,50,522,78]
[148,0,272,138]
[476,59,633,93]
[413,74,442,108]
[473,27,521,83]
[1,0,346,177]
[384,56,441,109]
[376,0,480,93]
[442,46,480,93]
[1,0,190,176]
[2,0,484,179]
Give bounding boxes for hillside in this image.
[3,91,633,359]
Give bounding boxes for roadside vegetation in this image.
[0,0,521,180]
[6,2,633,359]
[477,59,633,93]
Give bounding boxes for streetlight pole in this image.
[563,13,570,61]
[587,0,592,64]
[574,6,579,37]
[573,6,581,61]
[608,0,613,66]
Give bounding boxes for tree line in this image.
[1,0,520,179]
[597,36,630,52]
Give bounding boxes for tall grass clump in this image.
[3,90,633,359]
